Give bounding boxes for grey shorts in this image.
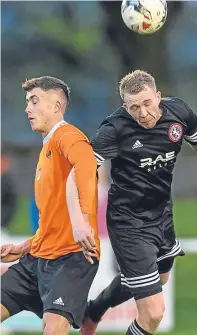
[1,252,98,328]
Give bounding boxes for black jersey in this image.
[91,97,197,225]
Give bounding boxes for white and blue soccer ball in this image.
[121,0,167,35]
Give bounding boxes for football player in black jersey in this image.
[69,70,197,335]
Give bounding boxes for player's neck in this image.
[42,117,65,138]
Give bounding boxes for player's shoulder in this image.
[161,96,189,111]
[107,106,127,121]
[161,96,192,119]
[53,122,88,143]
[99,106,129,128]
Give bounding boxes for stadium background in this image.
[1,1,197,335]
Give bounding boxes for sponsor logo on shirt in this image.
[140,151,176,171]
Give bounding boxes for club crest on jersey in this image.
[46,150,51,158]
[168,123,183,142]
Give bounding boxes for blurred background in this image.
[1,1,197,335]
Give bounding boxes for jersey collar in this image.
[43,120,67,144]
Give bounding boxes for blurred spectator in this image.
[1,149,18,230]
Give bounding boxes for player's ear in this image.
[156,91,161,104]
[54,101,61,113]
[123,102,128,110]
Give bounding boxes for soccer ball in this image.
[121,0,167,35]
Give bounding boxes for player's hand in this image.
[1,241,31,263]
[82,248,97,265]
[72,213,97,251]
[73,224,96,251]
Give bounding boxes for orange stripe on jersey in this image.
[30,122,100,260]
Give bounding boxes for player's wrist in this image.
[20,240,32,256]
[82,213,90,223]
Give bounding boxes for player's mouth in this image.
[28,117,36,122]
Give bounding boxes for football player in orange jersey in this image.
[0,76,100,335]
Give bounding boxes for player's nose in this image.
[140,107,148,118]
[25,105,31,115]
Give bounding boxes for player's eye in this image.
[130,106,139,112]
[144,102,150,107]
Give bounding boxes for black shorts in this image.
[1,252,98,328]
[107,211,184,299]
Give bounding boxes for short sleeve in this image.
[91,120,118,167]
[183,102,197,145]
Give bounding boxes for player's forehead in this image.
[124,86,156,105]
[26,87,46,101]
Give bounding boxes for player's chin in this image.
[141,122,156,129]
[31,123,42,132]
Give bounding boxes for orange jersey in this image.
[30,121,100,259]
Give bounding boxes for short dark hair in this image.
[22,76,70,101]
